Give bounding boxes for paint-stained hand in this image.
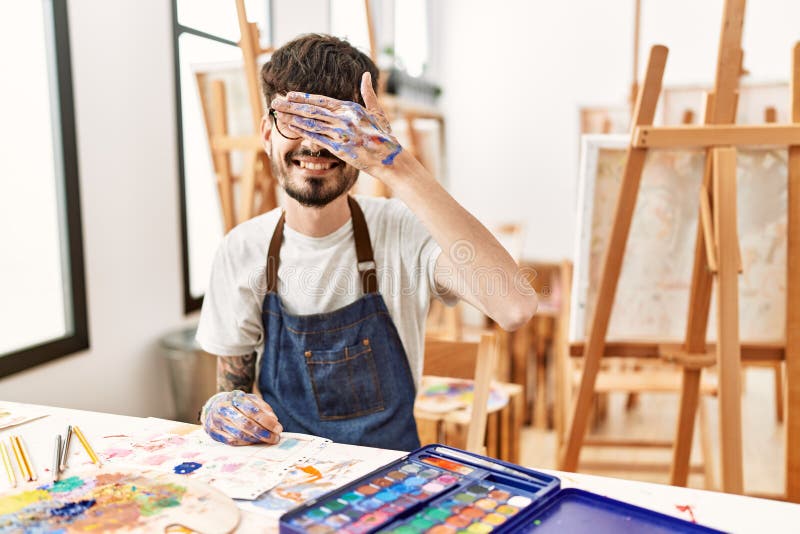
[270,71,403,175]
[201,390,283,446]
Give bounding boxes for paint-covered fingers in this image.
[285,91,343,111]
[271,98,338,123]
[231,392,283,443]
[202,391,281,446]
[204,411,261,446]
[360,72,381,114]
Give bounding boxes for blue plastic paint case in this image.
[279,444,725,534]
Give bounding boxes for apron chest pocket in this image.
[304,339,385,420]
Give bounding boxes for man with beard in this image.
[197,34,537,450]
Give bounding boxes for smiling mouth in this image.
[291,158,341,171]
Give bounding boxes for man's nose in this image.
[300,137,328,154]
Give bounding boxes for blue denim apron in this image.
[258,196,420,451]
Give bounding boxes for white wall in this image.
[434,0,800,261]
[0,0,190,417]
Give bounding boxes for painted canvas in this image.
[98,427,329,500]
[570,134,787,343]
[0,469,238,533]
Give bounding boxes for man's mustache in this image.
[285,148,343,164]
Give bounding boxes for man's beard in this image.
[271,147,359,208]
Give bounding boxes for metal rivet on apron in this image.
[363,339,369,346]
[304,351,312,357]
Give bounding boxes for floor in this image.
[518,367,786,496]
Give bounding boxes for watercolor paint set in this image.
[279,444,724,534]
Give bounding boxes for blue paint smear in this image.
[50,499,96,518]
[208,430,229,443]
[173,462,202,475]
[382,145,402,165]
[277,438,298,450]
[257,428,272,440]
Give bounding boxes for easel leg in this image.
[713,147,744,494]
[670,368,702,486]
[785,41,800,504]
[560,46,667,471]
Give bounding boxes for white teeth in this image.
[298,161,334,170]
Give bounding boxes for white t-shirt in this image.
[196,195,453,387]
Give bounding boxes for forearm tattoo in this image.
[217,353,257,393]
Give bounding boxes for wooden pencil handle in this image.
[73,426,102,466]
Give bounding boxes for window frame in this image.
[0,0,89,378]
[172,1,271,313]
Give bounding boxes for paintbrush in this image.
[0,440,16,488]
[61,425,72,471]
[73,425,102,466]
[53,435,62,483]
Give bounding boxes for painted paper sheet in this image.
[0,403,48,431]
[98,426,329,500]
[571,134,787,342]
[239,441,404,518]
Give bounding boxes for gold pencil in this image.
[0,441,16,487]
[10,437,31,481]
[73,426,102,466]
[15,436,37,481]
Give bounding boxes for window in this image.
[173,1,271,312]
[0,0,88,377]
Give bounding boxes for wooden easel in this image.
[194,1,278,233]
[560,0,800,502]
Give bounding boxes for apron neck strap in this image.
[265,196,378,295]
[348,196,378,294]
[265,212,286,294]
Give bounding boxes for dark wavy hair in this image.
[260,34,379,109]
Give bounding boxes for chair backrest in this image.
[422,333,499,453]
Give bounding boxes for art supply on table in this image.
[279,444,723,533]
[9,438,27,481]
[60,424,72,470]
[73,425,102,466]
[52,434,62,482]
[16,436,37,481]
[0,468,239,533]
[10,437,33,482]
[0,441,16,488]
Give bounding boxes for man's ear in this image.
[260,113,272,153]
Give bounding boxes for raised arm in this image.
[271,73,537,331]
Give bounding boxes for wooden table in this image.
[2,402,798,533]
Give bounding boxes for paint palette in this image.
[280,445,724,534]
[0,468,239,533]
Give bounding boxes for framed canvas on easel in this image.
[560,0,800,502]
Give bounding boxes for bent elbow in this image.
[497,293,538,332]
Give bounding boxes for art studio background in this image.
[2,0,799,498]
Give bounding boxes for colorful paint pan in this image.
[381,479,533,533]
[419,455,475,475]
[282,445,722,534]
[288,459,461,533]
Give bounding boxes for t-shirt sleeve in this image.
[196,235,263,356]
[395,201,459,307]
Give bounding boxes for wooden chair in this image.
[415,333,501,454]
